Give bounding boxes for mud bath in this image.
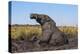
[11,36,78,53]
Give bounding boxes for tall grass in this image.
[11,25,42,39]
[59,26,77,38]
[10,25,77,39]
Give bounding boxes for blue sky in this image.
[11,1,78,26]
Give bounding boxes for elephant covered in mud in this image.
[30,13,69,46]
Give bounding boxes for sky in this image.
[10,1,78,26]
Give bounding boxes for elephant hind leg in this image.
[49,37,66,46]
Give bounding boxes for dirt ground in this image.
[10,36,78,53]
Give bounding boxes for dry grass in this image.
[10,25,78,39]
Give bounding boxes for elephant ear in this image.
[44,15,56,26]
[44,15,51,22]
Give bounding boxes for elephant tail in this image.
[64,37,69,44]
[63,34,69,44]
